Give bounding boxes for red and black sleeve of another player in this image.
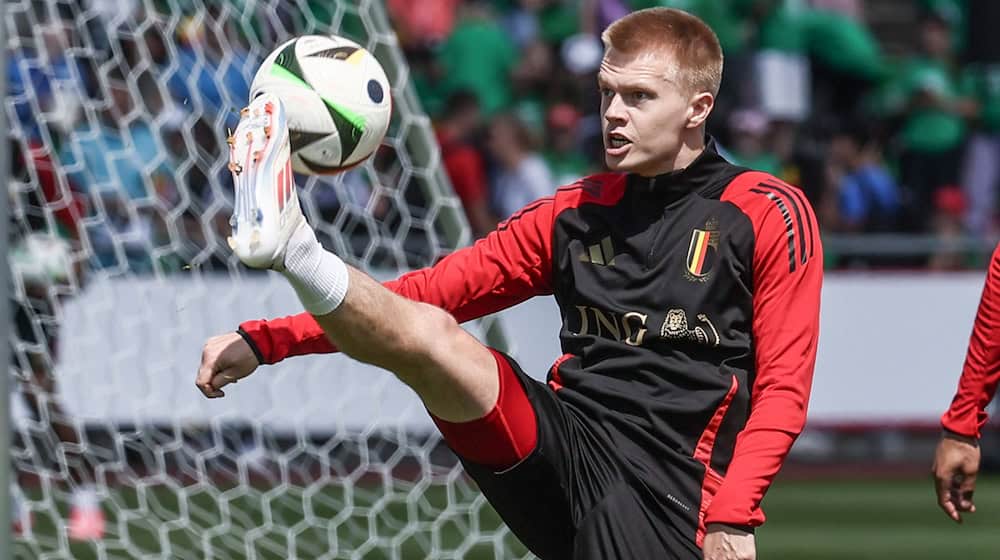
[941,243,1000,439]
[707,174,823,527]
[237,196,558,364]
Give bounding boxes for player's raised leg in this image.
[210,93,499,422]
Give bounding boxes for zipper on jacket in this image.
[644,177,665,270]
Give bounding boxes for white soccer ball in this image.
[249,34,392,175]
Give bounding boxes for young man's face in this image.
[598,47,709,176]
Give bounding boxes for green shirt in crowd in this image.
[802,10,884,81]
[545,149,594,187]
[436,17,518,115]
[962,64,1000,133]
[890,56,967,153]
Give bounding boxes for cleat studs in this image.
[226,135,235,146]
[252,150,263,162]
[256,209,264,224]
[227,236,237,250]
[263,125,272,138]
[239,107,249,117]
[228,162,243,174]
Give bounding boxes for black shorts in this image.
[457,353,703,560]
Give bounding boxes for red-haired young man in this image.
[198,8,822,559]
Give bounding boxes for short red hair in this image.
[601,8,723,97]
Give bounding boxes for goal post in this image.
[1,0,12,553]
[6,1,521,558]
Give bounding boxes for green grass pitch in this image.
[14,477,1000,559]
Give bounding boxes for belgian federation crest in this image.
[685,219,720,281]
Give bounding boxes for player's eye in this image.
[632,91,651,102]
[599,87,614,99]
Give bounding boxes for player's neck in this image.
[671,136,706,173]
[639,132,706,177]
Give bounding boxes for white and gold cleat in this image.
[227,93,306,269]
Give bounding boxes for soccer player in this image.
[197,8,822,559]
[934,243,1000,523]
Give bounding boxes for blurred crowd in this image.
[394,0,1000,268]
[6,0,1000,275]
[8,1,258,275]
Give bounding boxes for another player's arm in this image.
[199,197,557,381]
[933,242,1000,522]
[705,182,823,533]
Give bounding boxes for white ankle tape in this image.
[281,224,349,315]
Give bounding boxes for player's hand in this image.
[932,430,981,523]
[702,523,755,560]
[196,332,261,398]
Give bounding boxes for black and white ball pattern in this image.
[250,34,392,175]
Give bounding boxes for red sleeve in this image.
[239,197,557,364]
[708,174,823,527]
[941,243,1000,438]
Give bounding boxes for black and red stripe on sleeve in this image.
[238,190,560,364]
[709,172,823,527]
[942,243,1000,438]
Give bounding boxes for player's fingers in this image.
[956,471,978,512]
[209,368,241,394]
[941,498,961,523]
[197,344,219,382]
[196,351,225,399]
[196,374,224,398]
[934,473,961,522]
[196,380,224,399]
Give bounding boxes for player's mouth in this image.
[606,132,632,156]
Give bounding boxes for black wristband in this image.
[706,523,755,534]
[942,428,979,446]
[236,327,266,366]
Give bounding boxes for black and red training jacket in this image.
[239,140,823,534]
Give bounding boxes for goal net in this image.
[5,1,522,558]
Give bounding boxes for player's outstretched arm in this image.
[196,209,551,417]
[934,242,1000,521]
[234,190,559,366]
[199,93,554,416]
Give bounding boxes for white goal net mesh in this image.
[5,1,522,558]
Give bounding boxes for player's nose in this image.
[603,93,627,123]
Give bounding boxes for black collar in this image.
[627,136,746,200]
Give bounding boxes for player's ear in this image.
[685,91,714,129]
